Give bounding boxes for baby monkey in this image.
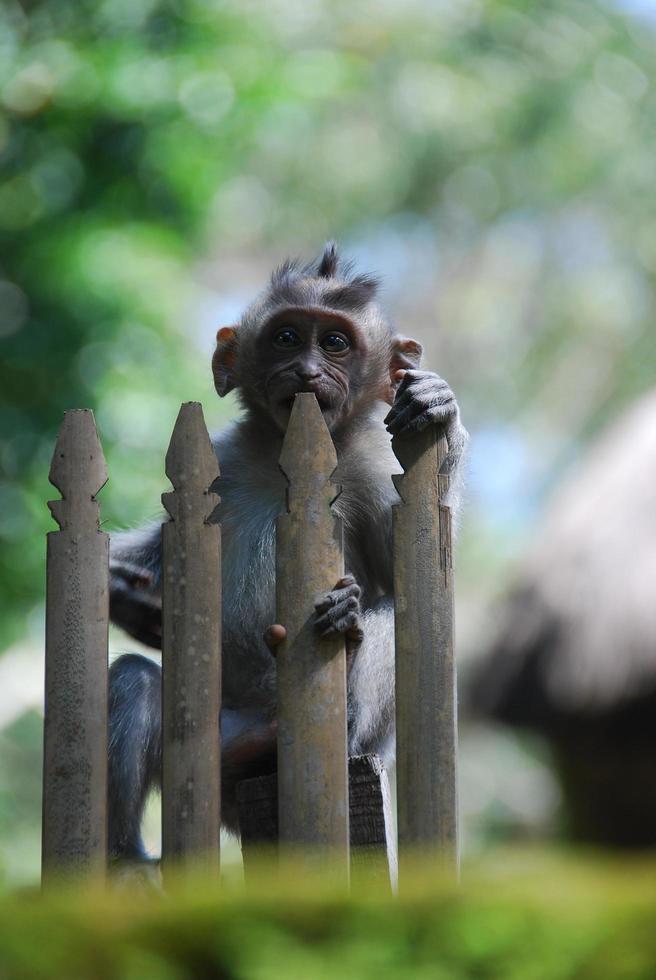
[109,243,468,859]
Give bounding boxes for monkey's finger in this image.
[315,596,360,634]
[263,624,287,653]
[387,379,454,419]
[393,386,455,424]
[385,380,445,424]
[392,369,433,399]
[385,391,419,422]
[315,587,360,617]
[386,400,427,436]
[384,377,414,418]
[415,401,459,428]
[405,410,442,434]
[395,402,459,437]
[319,610,363,641]
[314,579,360,614]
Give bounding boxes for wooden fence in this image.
[42,397,458,886]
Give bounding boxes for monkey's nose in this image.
[295,366,322,382]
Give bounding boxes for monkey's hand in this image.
[109,560,162,649]
[315,574,364,656]
[264,575,364,659]
[385,369,467,471]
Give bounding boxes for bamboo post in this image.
[42,410,109,880]
[392,427,458,877]
[276,393,349,877]
[161,402,221,877]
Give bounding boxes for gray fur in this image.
[108,245,467,857]
[214,402,401,716]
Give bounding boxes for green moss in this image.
[1,853,654,979]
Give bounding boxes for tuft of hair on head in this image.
[269,242,380,313]
[316,241,339,278]
[315,241,381,311]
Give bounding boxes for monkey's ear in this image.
[390,335,423,372]
[212,326,239,397]
[384,335,423,403]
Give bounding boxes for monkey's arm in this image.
[110,526,163,649]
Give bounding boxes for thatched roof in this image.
[473,389,656,725]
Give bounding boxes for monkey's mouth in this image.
[279,393,332,414]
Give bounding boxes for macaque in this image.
[108,244,467,859]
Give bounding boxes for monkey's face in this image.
[253,309,367,432]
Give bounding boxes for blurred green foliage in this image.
[1,854,656,979]
[1,0,655,650]
[0,711,43,882]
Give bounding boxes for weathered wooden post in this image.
[43,410,109,880]
[238,755,396,887]
[392,428,458,877]
[276,393,349,878]
[161,402,221,878]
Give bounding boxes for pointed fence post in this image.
[276,393,349,878]
[161,402,221,878]
[43,410,109,880]
[392,428,458,878]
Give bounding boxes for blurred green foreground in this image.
[1,853,655,980]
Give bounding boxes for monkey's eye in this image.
[273,328,302,350]
[320,332,350,353]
